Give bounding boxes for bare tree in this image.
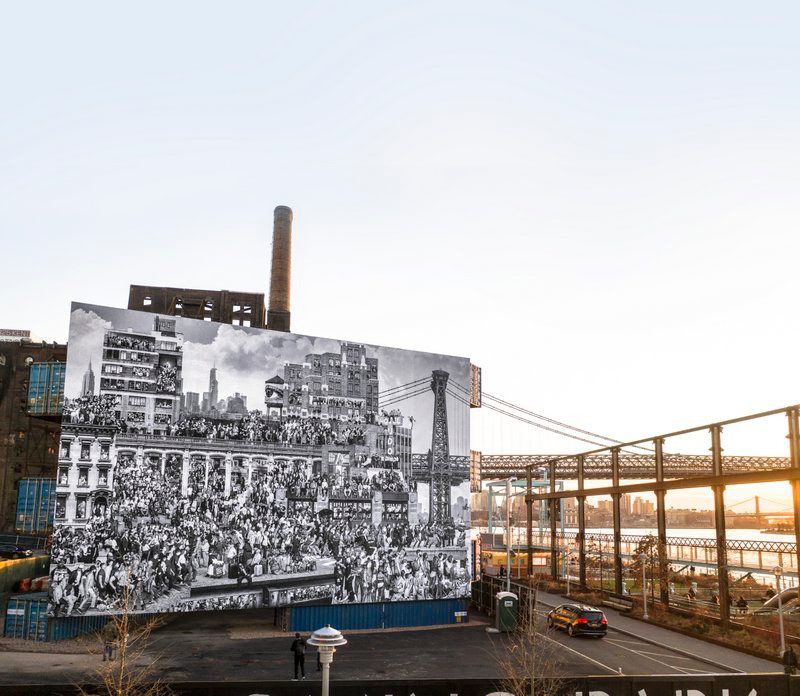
[490,581,567,696]
[630,534,665,608]
[77,587,170,696]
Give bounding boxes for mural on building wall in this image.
[48,303,471,616]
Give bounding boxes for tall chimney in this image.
[267,205,293,332]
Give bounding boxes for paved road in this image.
[532,615,730,676]
[535,589,778,675]
[0,598,779,686]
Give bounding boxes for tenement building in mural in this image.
[49,303,471,616]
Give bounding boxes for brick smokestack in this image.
[267,205,292,332]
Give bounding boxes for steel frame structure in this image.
[512,404,800,627]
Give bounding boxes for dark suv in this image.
[0,543,33,560]
[546,603,608,637]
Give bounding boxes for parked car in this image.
[546,603,608,637]
[0,543,33,559]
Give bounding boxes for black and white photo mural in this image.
[48,303,471,616]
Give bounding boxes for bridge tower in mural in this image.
[428,370,451,526]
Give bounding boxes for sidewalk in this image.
[536,589,779,673]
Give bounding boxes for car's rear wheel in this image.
[567,625,575,637]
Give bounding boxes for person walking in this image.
[290,632,307,680]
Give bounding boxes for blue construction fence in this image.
[287,598,469,632]
[5,592,468,642]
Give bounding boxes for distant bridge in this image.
[412,453,469,482]
[478,453,791,479]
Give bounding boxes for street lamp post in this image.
[774,566,786,656]
[563,546,571,597]
[307,624,347,696]
[596,537,604,596]
[639,552,649,620]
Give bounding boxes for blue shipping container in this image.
[4,593,49,642]
[16,478,55,534]
[288,599,469,632]
[27,362,66,416]
[3,593,109,642]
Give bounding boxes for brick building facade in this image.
[0,340,67,533]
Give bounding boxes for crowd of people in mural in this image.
[104,334,154,351]
[169,593,261,613]
[49,443,468,615]
[63,395,123,427]
[155,364,178,393]
[170,413,366,446]
[334,545,467,604]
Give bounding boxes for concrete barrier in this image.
[0,555,50,598]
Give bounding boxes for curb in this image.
[536,596,745,674]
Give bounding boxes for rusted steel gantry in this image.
[502,404,800,627]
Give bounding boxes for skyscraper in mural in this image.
[80,359,95,396]
[208,366,218,411]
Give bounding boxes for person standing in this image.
[783,645,798,676]
[290,632,307,680]
[101,621,118,662]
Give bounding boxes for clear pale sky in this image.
[2,3,799,493]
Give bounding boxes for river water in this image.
[478,525,799,584]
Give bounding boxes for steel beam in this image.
[655,436,669,605]
[528,466,800,500]
[577,454,586,588]
[526,467,533,576]
[711,425,730,626]
[611,448,623,595]
[549,462,558,580]
[789,409,800,575]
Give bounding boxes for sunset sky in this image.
[2,4,798,509]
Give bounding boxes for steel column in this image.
[788,408,800,574]
[577,454,587,588]
[711,425,731,626]
[654,437,669,605]
[611,448,623,595]
[550,461,557,581]
[526,468,533,576]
